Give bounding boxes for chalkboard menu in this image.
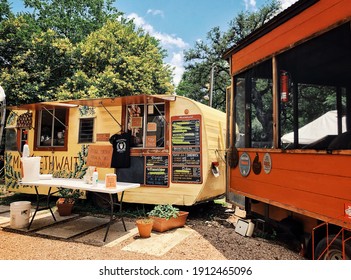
[145,155,168,186]
[146,155,168,167]
[171,115,202,183]
[171,118,200,146]
[172,167,201,183]
[172,153,200,166]
[146,167,168,186]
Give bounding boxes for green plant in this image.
[57,188,83,204]
[147,204,180,220]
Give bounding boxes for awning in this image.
[7,94,176,110]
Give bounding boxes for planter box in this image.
[150,211,189,232]
[56,198,74,216]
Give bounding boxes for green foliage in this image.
[57,187,83,203]
[4,152,21,189]
[0,0,174,106]
[56,20,174,100]
[147,204,180,220]
[52,145,88,178]
[24,0,121,43]
[0,0,13,22]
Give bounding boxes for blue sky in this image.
[10,0,298,86]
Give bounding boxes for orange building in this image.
[223,0,351,259]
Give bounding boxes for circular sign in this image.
[263,153,272,174]
[239,152,251,177]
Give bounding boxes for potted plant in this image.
[135,218,154,238]
[147,204,189,232]
[56,188,83,216]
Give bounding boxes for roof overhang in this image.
[8,94,176,110]
[222,0,319,60]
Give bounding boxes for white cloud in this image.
[280,0,299,10]
[127,13,188,49]
[147,9,164,18]
[126,13,188,86]
[168,52,185,86]
[244,0,257,10]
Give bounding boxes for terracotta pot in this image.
[150,211,189,232]
[136,219,154,238]
[56,198,74,216]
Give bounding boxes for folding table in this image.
[18,178,140,241]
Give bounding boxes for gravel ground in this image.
[0,201,304,260]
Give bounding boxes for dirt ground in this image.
[0,201,304,260]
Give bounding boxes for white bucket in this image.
[10,201,32,229]
[21,157,41,182]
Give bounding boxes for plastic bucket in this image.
[10,201,32,229]
[21,157,41,182]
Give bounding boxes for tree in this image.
[0,1,174,105]
[0,0,13,22]
[55,20,174,100]
[24,0,121,43]
[176,0,281,112]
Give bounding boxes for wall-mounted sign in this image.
[263,153,272,174]
[131,117,142,128]
[239,152,251,177]
[17,112,32,128]
[96,133,110,142]
[171,115,202,183]
[86,145,113,168]
[146,135,157,147]
[145,155,169,186]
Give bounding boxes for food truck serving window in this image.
[234,59,273,148]
[36,108,68,150]
[127,103,166,148]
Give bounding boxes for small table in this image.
[18,178,140,241]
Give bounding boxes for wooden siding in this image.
[230,0,351,74]
[229,150,351,229]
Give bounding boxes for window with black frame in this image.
[278,23,350,149]
[234,60,273,148]
[37,108,67,148]
[127,103,165,148]
[78,118,94,143]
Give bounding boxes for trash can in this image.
[10,201,32,229]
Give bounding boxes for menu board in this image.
[171,118,200,146]
[146,167,168,186]
[172,153,200,166]
[171,115,202,183]
[145,155,168,186]
[146,155,168,167]
[172,167,201,183]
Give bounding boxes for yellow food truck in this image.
[4,94,226,206]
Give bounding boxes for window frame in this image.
[126,102,168,149]
[78,117,95,144]
[34,108,69,151]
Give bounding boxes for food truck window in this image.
[278,23,349,149]
[78,118,94,143]
[5,128,17,151]
[234,60,273,148]
[36,108,67,149]
[127,103,165,148]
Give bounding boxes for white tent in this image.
[281,110,346,144]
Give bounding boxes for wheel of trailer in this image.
[314,235,351,260]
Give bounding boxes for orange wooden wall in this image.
[230,151,351,229]
[230,0,351,75]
